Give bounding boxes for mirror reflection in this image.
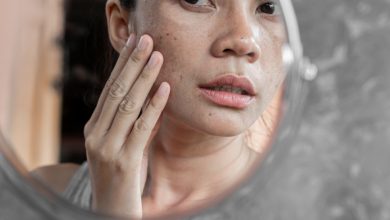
[2,0,287,218]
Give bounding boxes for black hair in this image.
[87,0,136,107]
[120,0,136,10]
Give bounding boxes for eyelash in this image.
[181,0,214,10]
[257,2,279,15]
[182,0,279,16]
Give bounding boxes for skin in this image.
[134,0,284,137]
[33,0,285,219]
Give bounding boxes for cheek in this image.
[135,3,209,86]
[153,34,190,96]
[146,31,204,98]
[256,33,285,108]
[135,27,184,92]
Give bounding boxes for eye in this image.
[182,0,213,7]
[257,1,280,15]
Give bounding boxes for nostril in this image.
[248,51,260,63]
[223,48,235,55]
[248,52,256,58]
[223,49,231,53]
[221,48,258,62]
[223,47,247,55]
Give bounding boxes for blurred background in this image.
[58,0,109,164]
[0,0,110,169]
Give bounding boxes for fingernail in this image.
[156,82,170,97]
[138,35,149,51]
[126,34,135,47]
[148,52,160,68]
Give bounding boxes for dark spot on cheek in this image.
[208,113,213,117]
[164,32,177,40]
[179,74,183,81]
[158,36,164,45]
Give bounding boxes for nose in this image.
[210,12,261,63]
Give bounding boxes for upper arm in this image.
[30,163,81,194]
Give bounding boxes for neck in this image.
[143,115,256,211]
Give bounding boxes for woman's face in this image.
[131,0,285,136]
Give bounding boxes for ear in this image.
[106,0,136,52]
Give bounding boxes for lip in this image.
[198,74,256,96]
[198,74,256,109]
[198,89,254,109]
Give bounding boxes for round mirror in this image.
[0,0,323,219]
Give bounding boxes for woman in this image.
[33,0,285,218]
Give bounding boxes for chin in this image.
[203,126,246,137]
[199,115,251,137]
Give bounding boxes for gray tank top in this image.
[62,161,92,209]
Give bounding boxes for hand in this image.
[83,34,170,219]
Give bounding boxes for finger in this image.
[121,82,170,158]
[87,34,136,126]
[107,51,164,142]
[145,113,163,152]
[94,35,154,135]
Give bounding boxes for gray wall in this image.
[266,0,390,219]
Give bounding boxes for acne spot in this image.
[158,35,164,45]
[166,33,170,36]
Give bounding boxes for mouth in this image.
[198,74,256,96]
[198,74,256,109]
[200,85,250,95]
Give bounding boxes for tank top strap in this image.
[62,161,92,209]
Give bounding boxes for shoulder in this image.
[30,163,81,194]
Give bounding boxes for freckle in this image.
[173,37,177,41]
[166,33,170,36]
[208,113,213,116]
[179,75,183,81]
